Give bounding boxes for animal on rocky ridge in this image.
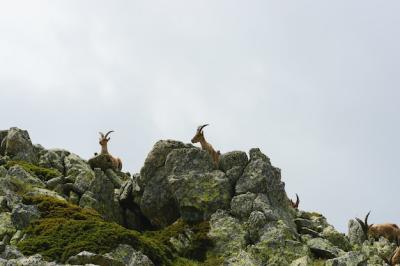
[290,194,300,209]
[191,124,220,167]
[98,130,122,171]
[356,211,400,244]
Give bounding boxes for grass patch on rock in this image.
[17,196,216,266]
[5,160,61,181]
[17,196,172,265]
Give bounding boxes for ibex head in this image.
[191,124,209,144]
[99,131,114,146]
[355,211,372,237]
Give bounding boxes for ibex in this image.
[356,211,400,244]
[99,131,122,171]
[191,124,220,167]
[381,247,400,266]
[290,194,300,209]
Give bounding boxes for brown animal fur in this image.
[381,246,400,266]
[191,124,220,167]
[99,131,122,171]
[356,212,400,244]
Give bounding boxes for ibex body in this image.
[99,131,122,171]
[191,124,220,167]
[356,212,400,244]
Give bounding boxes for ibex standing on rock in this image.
[99,131,122,171]
[356,211,400,244]
[191,124,220,167]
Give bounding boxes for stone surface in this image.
[0,213,16,241]
[6,166,45,188]
[326,251,367,266]
[11,204,40,230]
[307,237,343,259]
[66,250,124,266]
[230,192,257,219]
[0,128,37,163]
[79,168,123,224]
[348,218,366,245]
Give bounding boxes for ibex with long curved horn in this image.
[356,211,400,244]
[99,131,122,171]
[191,124,220,167]
[290,194,300,209]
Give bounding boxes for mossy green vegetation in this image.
[18,196,172,264]
[17,196,216,265]
[5,160,61,181]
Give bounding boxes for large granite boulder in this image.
[0,128,37,163]
[11,204,40,230]
[139,140,232,227]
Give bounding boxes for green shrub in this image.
[5,161,61,181]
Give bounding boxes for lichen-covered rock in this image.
[139,141,230,227]
[0,245,23,260]
[208,210,247,257]
[0,166,7,177]
[219,151,248,184]
[307,237,344,259]
[88,154,118,172]
[169,170,231,223]
[348,218,366,245]
[105,244,154,266]
[38,149,70,174]
[325,251,367,266]
[6,165,45,188]
[4,254,53,266]
[290,256,313,266]
[11,204,40,230]
[66,251,124,266]
[249,220,309,265]
[64,153,95,193]
[224,250,259,266]
[322,225,351,251]
[79,168,123,224]
[0,128,37,163]
[235,148,288,212]
[25,187,66,202]
[0,213,16,241]
[230,192,257,219]
[139,140,189,187]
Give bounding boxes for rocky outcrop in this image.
[0,127,396,266]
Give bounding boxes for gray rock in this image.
[79,168,123,224]
[0,245,23,260]
[6,165,45,188]
[105,244,154,266]
[348,218,366,245]
[208,210,247,257]
[105,169,123,188]
[290,256,313,266]
[139,140,189,187]
[219,151,248,172]
[24,188,66,202]
[0,167,7,178]
[139,141,225,227]
[230,192,257,219]
[169,170,232,223]
[235,149,287,211]
[0,128,37,163]
[11,204,40,230]
[224,250,259,266]
[66,250,124,266]
[45,176,65,190]
[0,213,16,241]
[325,251,367,266]
[307,237,343,259]
[64,153,95,193]
[88,154,118,172]
[6,254,50,266]
[38,149,69,174]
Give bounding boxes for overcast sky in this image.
[1,1,400,232]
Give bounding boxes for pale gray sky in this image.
[1,1,400,232]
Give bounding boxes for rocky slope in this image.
[0,127,395,266]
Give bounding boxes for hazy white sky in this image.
[1,1,400,232]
